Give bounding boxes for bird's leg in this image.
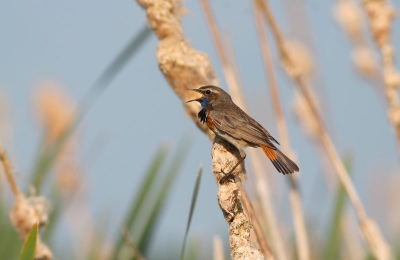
[228,152,246,174]
[220,150,246,184]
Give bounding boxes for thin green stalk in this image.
[324,155,354,259]
[112,145,169,258]
[180,165,203,260]
[137,135,193,256]
[31,24,152,192]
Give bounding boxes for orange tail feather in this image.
[260,145,299,175]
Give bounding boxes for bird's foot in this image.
[219,160,242,184]
[219,172,235,184]
[218,151,246,184]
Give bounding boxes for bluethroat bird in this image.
[187,85,299,175]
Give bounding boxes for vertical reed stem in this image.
[253,3,310,260]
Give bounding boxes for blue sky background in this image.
[1,0,400,258]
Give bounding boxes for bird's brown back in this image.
[206,100,279,149]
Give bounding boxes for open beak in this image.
[186,89,204,103]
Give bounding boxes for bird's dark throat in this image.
[198,108,207,123]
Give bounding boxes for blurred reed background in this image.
[0,0,400,259]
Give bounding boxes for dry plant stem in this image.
[220,37,288,260]
[297,71,392,260]
[238,183,273,260]
[199,0,246,109]
[136,0,263,258]
[212,138,264,260]
[342,212,365,260]
[361,0,400,162]
[137,0,217,140]
[335,0,397,148]
[200,0,287,259]
[247,151,286,260]
[1,143,53,259]
[222,29,288,260]
[253,4,310,260]
[256,0,393,258]
[213,235,225,260]
[0,145,21,197]
[223,34,245,94]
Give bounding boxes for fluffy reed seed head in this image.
[9,195,49,237]
[34,81,75,147]
[9,194,53,259]
[284,40,314,78]
[56,163,80,196]
[334,0,364,42]
[384,65,400,89]
[34,81,81,194]
[352,46,379,77]
[34,237,53,260]
[363,0,396,47]
[388,105,400,127]
[292,90,321,139]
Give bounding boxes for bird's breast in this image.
[206,116,216,131]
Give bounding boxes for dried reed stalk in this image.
[137,0,216,140]
[0,144,21,197]
[34,83,80,195]
[0,144,53,260]
[256,0,393,258]
[198,0,246,109]
[361,0,400,160]
[238,183,273,260]
[334,0,380,81]
[246,152,283,260]
[199,0,290,258]
[213,235,225,260]
[212,138,265,259]
[136,0,264,258]
[253,3,310,260]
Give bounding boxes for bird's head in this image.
[186,85,230,109]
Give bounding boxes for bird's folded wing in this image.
[209,110,277,149]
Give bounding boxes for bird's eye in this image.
[205,90,211,95]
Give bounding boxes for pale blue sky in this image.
[1,0,400,258]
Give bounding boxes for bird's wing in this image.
[209,109,278,149]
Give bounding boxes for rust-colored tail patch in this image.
[260,145,278,160]
[260,145,299,175]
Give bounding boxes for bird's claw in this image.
[219,173,235,184]
[219,166,236,184]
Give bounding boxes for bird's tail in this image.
[260,145,299,175]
